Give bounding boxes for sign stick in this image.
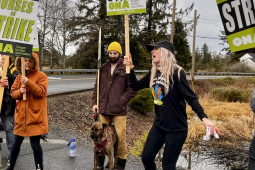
[97,71,99,107]
[21,57,27,100]
[125,14,130,74]
[0,55,9,113]
[0,54,2,73]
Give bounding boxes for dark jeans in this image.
[249,136,255,170]
[142,124,188,170]
[248,157,255,170]
[10,135,43,168]
[0,112,14,152]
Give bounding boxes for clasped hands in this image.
[20,76,28,94]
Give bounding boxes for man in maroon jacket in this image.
[92,42,137,170]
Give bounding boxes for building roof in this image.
[247,53,255,62]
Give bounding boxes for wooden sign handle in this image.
[0,55,9,113]
[0,54,2,73]
[97,69,100,107]
[21,57,27,100]
[125,14,130,74]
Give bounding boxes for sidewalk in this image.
[0,131,143,170]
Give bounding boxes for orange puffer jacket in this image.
[11,52,48,137]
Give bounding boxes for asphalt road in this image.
[47,75,97,96]
[0,131,143,170]
[47,74,250,96]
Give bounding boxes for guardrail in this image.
[42,69,150,74]
[41,69,255,76]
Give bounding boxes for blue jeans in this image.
[142,124,188,170]
[1,111,14,152]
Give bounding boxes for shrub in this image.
[227,62,255,73]
[212,77,235,86]
[212,88,250,102]
[129,88,154,114]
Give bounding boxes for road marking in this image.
[2,138,68,144]
[47,75,144,81]
[48,78,96,81]
[48,77,62,80]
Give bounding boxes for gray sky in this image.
[177,1,228,54]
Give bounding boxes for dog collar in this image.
[95,138,108,154]
[94,128,114,154]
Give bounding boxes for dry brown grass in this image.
[186,92,254,149]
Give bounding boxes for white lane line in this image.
[48,77,62,80]
[2,139,68,144]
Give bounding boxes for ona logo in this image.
[232,33,255,46]
[109,1,130,10]
[0,43,13,53]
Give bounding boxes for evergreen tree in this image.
[173,18,192,70]
[201,43,212,67]
[195,46,203,71]
[69,1,195,69]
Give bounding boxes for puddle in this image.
[155,146,249,170]
[176,151,229,170]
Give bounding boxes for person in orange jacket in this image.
[2,53,48,170]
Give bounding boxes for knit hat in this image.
[107,42,122,55]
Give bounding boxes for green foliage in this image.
[212,77,235,86]
[174,18,192,70]
[129,130,149,156]
[130,38,151,70]
[212,88,250,102]
[129,89,154,114]
[250,77,255,84]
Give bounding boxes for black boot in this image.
[116,158,126,170]
[2,163,14,170]
[97,155,105,170]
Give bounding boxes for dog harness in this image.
[94,128,114,154]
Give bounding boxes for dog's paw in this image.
[105,161,109,168]
[96,166,104,170]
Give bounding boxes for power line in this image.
[198,14,224,29]
[182,15,222,23]
[188,35,220,39]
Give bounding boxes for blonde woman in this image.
[124,40,221,170]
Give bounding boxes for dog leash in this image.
[92,109,99,122]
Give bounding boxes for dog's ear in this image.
[102,123,107,130]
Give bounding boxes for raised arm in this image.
[124,54,150,91]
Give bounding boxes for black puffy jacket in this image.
[1,67,18,115]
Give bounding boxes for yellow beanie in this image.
[107,42,122,55]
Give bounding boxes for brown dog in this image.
[90,122,117,170]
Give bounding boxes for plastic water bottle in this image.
[67,138,76,157]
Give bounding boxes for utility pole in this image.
[191,10,197,82]
[170,0,176,44]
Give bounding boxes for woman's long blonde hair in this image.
[149,47,183,95]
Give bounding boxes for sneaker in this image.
[7,160,10,166]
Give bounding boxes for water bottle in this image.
[67,138,76,157]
